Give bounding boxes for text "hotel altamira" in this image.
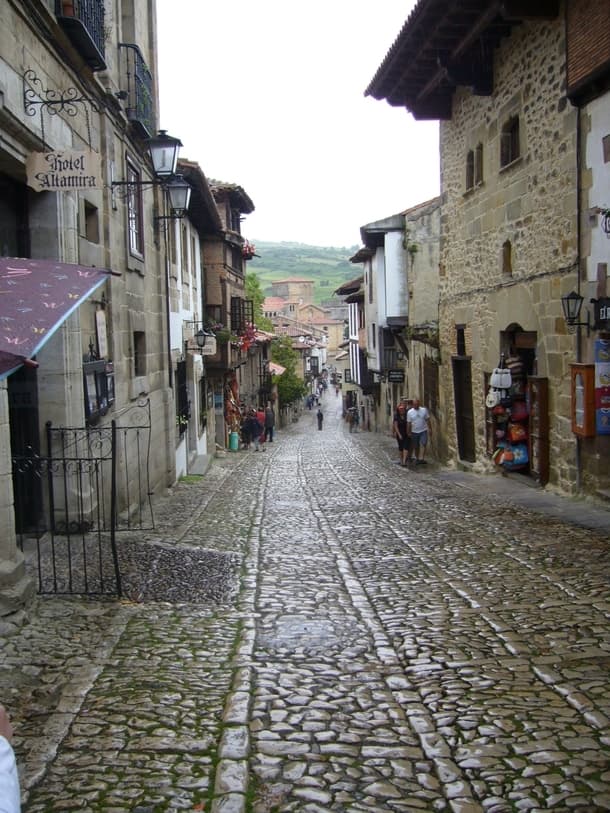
[26,150,102,192]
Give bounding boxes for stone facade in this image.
[438,15,585,493]
[271,278,315,304]
[0,0,180,618]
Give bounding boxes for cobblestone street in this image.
[3,396,610,813]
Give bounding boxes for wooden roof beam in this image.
[500,0,559,19]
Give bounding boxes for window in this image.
[206,305,222,326]
[230,208,241,233]
[500,116,520,167]
[475,143,483,184]
[181,223,188,275]
[466,150,475,190]
[230,297,253,333]
[456,326,466,356]
[127,160,144,256]
[502,240,513,276]
[175,360,188,436]
[133,331,146,376]
[83,360,114,424]
[231,245,242,271]
[84,201,100,242]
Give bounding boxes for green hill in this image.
[247,241,359,305]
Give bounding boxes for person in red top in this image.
[256,407,266,451]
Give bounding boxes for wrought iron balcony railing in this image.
[118,44,154,138]
[55,0,106,71]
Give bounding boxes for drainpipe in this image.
[575,105,582,491]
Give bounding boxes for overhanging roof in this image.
[335,275,364,295]
[178,159,223,235]
[208,179,255,214]
[0,258,113,379]
[365,0,560,120]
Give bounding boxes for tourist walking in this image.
[392,400,411,466]
[407,397,430,464]
[264,403,275,443]
[245,410,262,451]
[256,407,266,451]
[317,408,324,430]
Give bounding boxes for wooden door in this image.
[452,356,476,462]
[528,376,549,485]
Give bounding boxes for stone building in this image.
[402,197,443,461]
[565,0,610,499]
[367,1,610,497]
[0,0,199,619]
[271,277,315,305]
[202,181,270,445]
[169,159,223,478]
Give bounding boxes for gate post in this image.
[110,420,122,597]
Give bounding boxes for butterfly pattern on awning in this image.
[0,257,112,379]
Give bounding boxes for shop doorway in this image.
[490,326,549,485]
[8,365,42,533]
[452,356,476,462]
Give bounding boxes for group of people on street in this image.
[241,404,275,450]
[393,397,430,466]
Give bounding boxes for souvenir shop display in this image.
[488,352,529,471]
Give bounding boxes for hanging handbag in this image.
[490,367,512,389]
[503,443,528,470]
[507,422,528,443]
[486,389,500,408]
[510,400,529,421]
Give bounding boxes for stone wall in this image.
[437,15,582,493]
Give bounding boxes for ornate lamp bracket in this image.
[23,69,100,146]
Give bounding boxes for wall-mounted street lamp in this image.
[195,328,208,349]
[154,175,192,229]
[111,129,191,220]
[146,130,182,178]
[561,290,591,336]
[184,322,214,351]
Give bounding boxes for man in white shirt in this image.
[407,397,430,464]
[0,704,20,813]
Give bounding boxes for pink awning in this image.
[268,361,286,376]
[0,257,112,379]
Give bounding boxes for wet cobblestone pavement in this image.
[2,396,610,812]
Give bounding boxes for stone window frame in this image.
[500,115,521,169]
[126,157,144,260]
[464,143,484,194]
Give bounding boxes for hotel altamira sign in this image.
[26,149,102,192]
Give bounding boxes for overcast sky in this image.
[156,1,440,248]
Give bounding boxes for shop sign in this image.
[594,297,610,331]
[594,339,610,434]
[387,369,405,383]
[26,149,102,191]
[187,336,217,356]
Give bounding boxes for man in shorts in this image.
[407,397,430,464]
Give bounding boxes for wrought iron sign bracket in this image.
[23,69,101,147]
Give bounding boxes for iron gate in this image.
[12,400,154,597]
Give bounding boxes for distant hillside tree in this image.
[246,272,273,331]
[271,336,308,407]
